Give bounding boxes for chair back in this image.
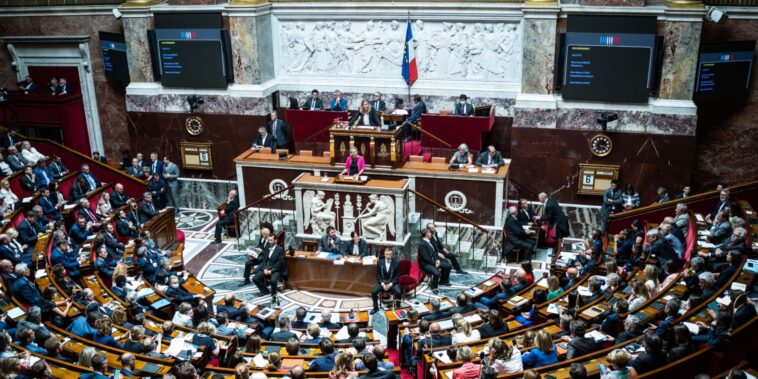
[399,259,411,276]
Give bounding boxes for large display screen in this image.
[153,28,228,89]
[561,16,658,103]
[98,32,130,82]
[695,40,755,100]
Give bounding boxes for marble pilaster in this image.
[520,4,559,95]
[121,14,154,83]
[658,9,704,100]
[229,15,262,84]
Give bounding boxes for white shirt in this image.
[172,312,193,328]
[491,348,523,374]
[353,244,360,256]
[452,330,480,344]
[21,148,45,165]
[362,113,370,125]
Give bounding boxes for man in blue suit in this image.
[50,239,81,279]
[69,215,93,248]
[38,187,61,220]
[148,152,164,177]
[453,94,474,116]
[302,89,323,110]
[16,212,38,253]
[95,247,117,278]
[78,164,100,191]
[330,90,348,111]
[11,263,42,305]
[401,94,427,140]
[267,111,288,149]
[655,299,679,339]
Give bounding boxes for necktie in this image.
[85,174,95,190]
[272,122,277,137]
[312,100,315,109]
[150,203,155,213]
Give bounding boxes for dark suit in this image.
[16,219,38,249]
[0,244,23,266]
[566,336,599,359]
[371,100,386,112]
[69,223,92,246]
[504,214,535,260]
[110,191,129,209]
[417,334,452,356]
[303,97,324,110]
[418,239,450,289]
[96,256,117,278]
[116,218,138,239]
[542,198,569,239]
[348,110,381,127]
[51,247,80,278]
[139,200,159,224]
[38,195,61,220]
[709,199,741,221]
[126,166,144,178]
[214,196,239,241]
[22,82,37,94]
[147,178,168,209]
[55,84,72,95]
[148,160,164,177]
[270,329,297,342]
[371,258,401,309]
[78,172,100,191]
[474,151,504,168]
[430,232,463,272]
[48,161,68,180]
[1,134,17,149]
[253,244,285,296]
[359,370,395,379]
[517,206,535,225]
[344,238,368,257]
[104,232,124,259]
[632,352,668,374]
[480,322,509,339]
[453,102,474,116]
[165,284,196,305]
[20,174,37,192]
[267,119,288,148]
[254,134,276,149]
[732,302,757,330]
[406,101,427,124]
[318,234,342,255]
[11,276,42,305]
[5,154,24,172]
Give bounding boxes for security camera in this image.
[112,8,122,20]
[596,112,618,132]
[705,6,726,23]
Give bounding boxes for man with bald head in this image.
[560,267,580,289]
[417,322,452,356]
[119,353,136,377]
[0,259,16,287]
[110,183,129,209]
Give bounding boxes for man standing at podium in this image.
[371,248,400,314]
[453,94,474,116]
[303,89,323,110]
[419,229,451,294]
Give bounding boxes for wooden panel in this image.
[285,253,375,296]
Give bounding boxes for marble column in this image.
[229,15,261,84]
[658,5,705,100]
[121,8,155,83]
[520,1,559,95]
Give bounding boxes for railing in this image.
[235,184,296,248]
[0,0,121,5]
[409,189,503,272]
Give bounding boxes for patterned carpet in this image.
[177,209,498,337]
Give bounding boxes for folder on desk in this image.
[304,312,322,323]
[139,363,161,375]
[150,298,171,310]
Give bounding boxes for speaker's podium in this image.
[329,124,403,169]
[293,173,409,246]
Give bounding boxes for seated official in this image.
[418,229,452,294]
[417,322,452,357]
[475,145,505,169]
[213,189,239,244]
[139,192,160,224]
[241,226,272,286]
[302,89,324,110]
[340,147,365,178]
[38,187,61,221]
[371,248,401,314]
[344,231,368,258]
[49,155,68,180]
[253,234,286,303]
[270,316,298,342]
[401,94,427,140]
[50,239,81,280]
[116,210,139,239]
[95,247,117,278]
[330,90,348,111]
[427,223,466,274]
[20,166,38,192]
[504,206,536,261]
[423,298,451,321]
[453,94,474,116]
[370,92,386,112]
[449,143,473,166]
[318,226,342,254]
[252,126,275,151]
[78,163,101,192]
[348,100,381,127]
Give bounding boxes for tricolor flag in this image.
[401,18,418,86]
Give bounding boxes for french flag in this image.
[402,18,418,86]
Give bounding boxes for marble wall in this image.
[230,16,262,84]
[521,9,557,95]
[126,92,272,115]
[693,19,758,191]
[658,20,703,100]
[122,16,154,84]
[0,13,130,162]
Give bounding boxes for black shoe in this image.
[455,270,468,275]
[211,239,222,244]
[259,289,271,295]
[439,281,451,286]
[239,280,251,287]
[370,308,380,315]
[432,289,440,295]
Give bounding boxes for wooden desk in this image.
[329,125,402,169]
[285,252,377,296]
